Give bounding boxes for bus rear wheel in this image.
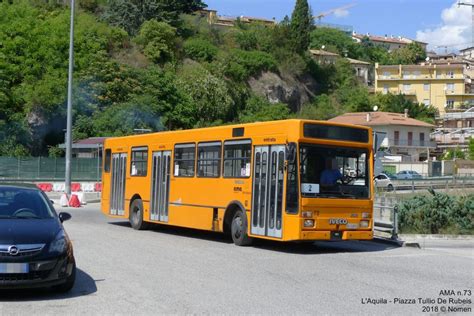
[129,199,148,230]
[231,209,252,246]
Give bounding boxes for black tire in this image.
[53,262,76,293]
[230,210,252,246]
[387,184,394,192]
[129,199,149,230]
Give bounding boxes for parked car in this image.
[395,170,423,180]
[374,173,394,191]
[0,183,76,292]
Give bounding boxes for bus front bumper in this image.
[300,230,373,241]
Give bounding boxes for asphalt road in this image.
[0,204,472,315]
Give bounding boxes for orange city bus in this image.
[101,119,375,245]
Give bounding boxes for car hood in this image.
[0,219,60,245]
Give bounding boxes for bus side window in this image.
[131,146,148,177]
[223,140,251,178]
[104,149,111,173]
[174,143,196,177]
[197,142,221,178]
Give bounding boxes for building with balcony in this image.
[352,33,427,52]
[432,107,474,150]
[375,62,474,114]
[198,9,276,27]
[329,111,436,162]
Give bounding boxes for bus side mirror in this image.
[286,142,296,162]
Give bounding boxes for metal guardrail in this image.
[390,177,474,192]
[373,203,399,240]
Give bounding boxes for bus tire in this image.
[231,209,252,246]
[129,198,148,230]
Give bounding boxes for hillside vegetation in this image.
[0,0,436,156]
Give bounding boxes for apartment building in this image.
[199,9,276,27]
[375,62,474,114]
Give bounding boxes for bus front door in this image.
[110,153,127,216]
[150,151,171,222]
[251,145,285,238]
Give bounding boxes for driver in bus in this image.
[320,157,343,186]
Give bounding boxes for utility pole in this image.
[458,1,474,47]
[65,0,75,196]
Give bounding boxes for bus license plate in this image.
[0,263,29,274]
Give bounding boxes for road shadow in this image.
[0,268,98,301]
[109,221,401,254]
[109,221,233,244]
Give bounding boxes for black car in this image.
[0,184,76,292]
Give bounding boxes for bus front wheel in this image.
[129,199,148,230]
[231,210,252,246]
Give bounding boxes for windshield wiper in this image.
[12,214,42,219]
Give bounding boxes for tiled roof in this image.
[329,112,435,128]
[309,49,339,57]
[74,137,108,145]
[352,33,427,45]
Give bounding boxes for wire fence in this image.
[0,157,102,181]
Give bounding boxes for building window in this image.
[423,83,430,91]
[382,71,391,78]
[174,143,195,177]
[131,147,148,176]
[446,71,454,78]
[420,133,425,146]
[402,71,410,79]
[423,99,430,106]
[403,84,411,92]
[223,140,251,178]
[446,100,454,108]
[104,149,111,173]
[394,131,399,146]
[197,142,221,178]
[383,84,389,94]
[446,83,454,91]
[408,132,413,146]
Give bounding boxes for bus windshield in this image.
[299,144,369,199]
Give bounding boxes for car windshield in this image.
[299,144,369,199]
[0,187,55,219]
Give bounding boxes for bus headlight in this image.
[360,220,370,228]
[302,211,313,218]
[304,219,315,227]
[362,212,371,218]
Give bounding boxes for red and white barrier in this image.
[36,182,103,193]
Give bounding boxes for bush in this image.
[183,38,218,62]
[224,49,278,81]
[238,96,290,123]
[397,189,474,234]
[135,20,177,64]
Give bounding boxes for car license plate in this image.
[0,263,29,274]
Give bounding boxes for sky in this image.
[204,0,472,52]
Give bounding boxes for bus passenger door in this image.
[150,151,171,222]
[251,145,284,238]
[110,153,127,216]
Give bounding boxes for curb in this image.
[399,234,474,240]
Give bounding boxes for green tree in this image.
[177,63,234,127]
[390,43,427,65]
[104,0,206,35]
[290,0,312,53]
[442,147,466,160]
[310,27,360,58]
[135,20,177,64]
[373,93,437,123]
[298,94,342,120]
[469,137,474,160]
[183,38,218,62]
[238,96,290,123]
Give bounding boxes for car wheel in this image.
[231,210,252,246]
[53,262,76,293]
[387,184,394,191]
[129,199,149,230]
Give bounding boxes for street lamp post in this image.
[65,0,75,195]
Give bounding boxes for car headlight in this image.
[49,231,67,254]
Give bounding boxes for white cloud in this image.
[416,1,471,51]
[333,8,349,18]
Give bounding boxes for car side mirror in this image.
[59,212,72,223]
[50,200,55,204]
